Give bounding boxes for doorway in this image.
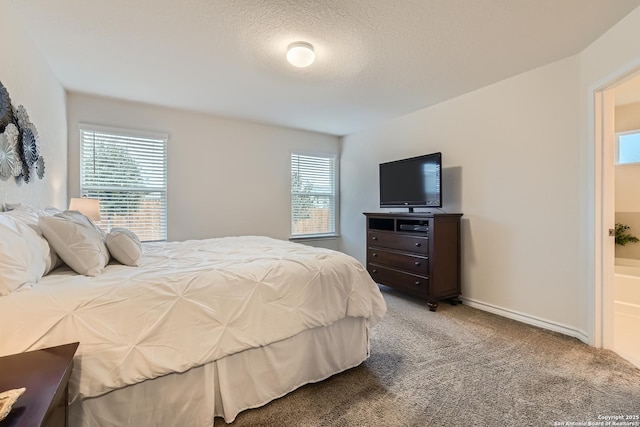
[594,70,640,369]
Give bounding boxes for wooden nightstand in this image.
[0,342,79,427]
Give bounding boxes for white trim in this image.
[588,88,600,347]
[78,123,169,141]
[461,297,589,343]
[590,87,617,351]
[601,88,617,351]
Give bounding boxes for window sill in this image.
[289,233,339,242]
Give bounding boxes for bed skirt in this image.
[69,316,369,426]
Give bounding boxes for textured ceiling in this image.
[8,0,640,136]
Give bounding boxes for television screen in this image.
[379,152,442,210]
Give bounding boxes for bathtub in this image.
[614,258,640,368]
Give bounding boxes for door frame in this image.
[590,63,640,349]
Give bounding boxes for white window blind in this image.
[79,124,168,241]
[291,153,337,237]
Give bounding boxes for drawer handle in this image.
[372,253,378,257]
[414,281,421,286]
[372,236,378,241]
[414,261,421,266]
[415,242,421,247]
[372,269,378,274]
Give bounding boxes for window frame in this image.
[290,151,339,240]
[616,129,640,165]
[78,123,168,242]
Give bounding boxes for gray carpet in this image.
[217,286,640,426]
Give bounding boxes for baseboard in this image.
[461,297,590,344]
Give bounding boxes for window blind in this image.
[291,153,337,237]
[79,124,168,241]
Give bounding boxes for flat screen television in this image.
[379,152,442,211]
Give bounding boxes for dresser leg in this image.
[64,383,69,427]
[427,301,438,312]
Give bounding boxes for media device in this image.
[379,152,442,212]
[399,224,429,232]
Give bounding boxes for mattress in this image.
[0,236,386,405]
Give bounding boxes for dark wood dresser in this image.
[0,342,79,427]
[364,212,462,311]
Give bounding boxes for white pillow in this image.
[39,211,110,276]
[106,228,142,267]
[0,214,49,296]
[4,206,62,274]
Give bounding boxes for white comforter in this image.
[0,236,386,402]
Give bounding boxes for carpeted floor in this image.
[217,286,640,426]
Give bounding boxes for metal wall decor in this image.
[0,80,45,182]
[0,124,21,181]
[0,81,12,132]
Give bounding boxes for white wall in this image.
[340,56,583,338]
[0,4,67,208]
[340,4,640,343]
[66,93,340,245]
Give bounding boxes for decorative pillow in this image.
[106,228,142,267]
[0,214,49,296]
[38,211,110,276]
[4,205,62,274]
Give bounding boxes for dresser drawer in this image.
[368,232,428,254]
[367,249,428,275]
[367,264,428,296]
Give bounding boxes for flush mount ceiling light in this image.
[286,42,315,68]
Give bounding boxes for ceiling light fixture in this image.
[286,42,315,68]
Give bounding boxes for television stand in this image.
[364,212,462,311]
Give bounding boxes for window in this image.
[79,124,168,241]
[616,130,640,164]
[291,153,337,238]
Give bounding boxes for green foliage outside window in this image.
[84,143,145,213]
[291,171,317,220]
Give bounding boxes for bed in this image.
[0,206,387,426]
